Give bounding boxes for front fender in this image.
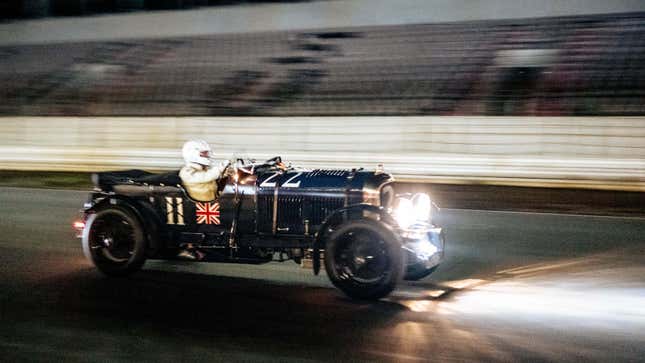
[312,204,398,275]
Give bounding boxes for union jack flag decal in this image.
[195,202,221,225]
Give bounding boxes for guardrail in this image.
[1,116,643,191]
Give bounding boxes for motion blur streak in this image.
[3,0,645,44]
[2,10,645,118]
[1,116,643,190]
[497,259,599,275]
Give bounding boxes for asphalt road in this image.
[1,187,644,362]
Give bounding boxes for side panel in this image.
[156,187,230,237]
[218,181,257,236]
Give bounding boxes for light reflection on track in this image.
[392,253,645,331]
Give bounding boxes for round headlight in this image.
[411,193,431,222]
[394,197,414,229]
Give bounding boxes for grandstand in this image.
[1,11,644,116]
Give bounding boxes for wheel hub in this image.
[353,256,366,267]
[102,237,113,248]
[336,229,389,283]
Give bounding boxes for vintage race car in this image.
[76,157,445,300]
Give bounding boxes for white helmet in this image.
[182,139,212,166]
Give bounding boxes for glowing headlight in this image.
[394,193,432,229]
[394,197,415,229]
[412,193,431,221]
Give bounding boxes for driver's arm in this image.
[181,161,230,183]
[213,160,231,178]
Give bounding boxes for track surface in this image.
[1,187,644,362]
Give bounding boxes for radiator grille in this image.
[257,194,273,233]
[258,192,345,234]
[277,195,305,234]
[307,195,345,227]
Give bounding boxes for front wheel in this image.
[82,206,147,276]
[324,219,404,300]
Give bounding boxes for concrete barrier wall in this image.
[1,116,643,191]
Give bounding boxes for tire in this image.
[82,206,147,276]
[324,219,404,300]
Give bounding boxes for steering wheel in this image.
[227,156,286,176]
[231,157,255,175]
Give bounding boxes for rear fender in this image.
[312,204,398,275]
[89,196,164,256]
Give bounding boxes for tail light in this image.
[73,220,85,238]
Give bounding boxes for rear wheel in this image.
[82,206,147,276]
[324,219,404,300]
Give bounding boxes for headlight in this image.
[411,193,431,221]
[394,193,432,229]
[394,197,415,229]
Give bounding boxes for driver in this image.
[178,140,229,260]
[179,139,229,202]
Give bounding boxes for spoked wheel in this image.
[324,220,404,300]
[82,207,146,276]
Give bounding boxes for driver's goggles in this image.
[199,150,210,158]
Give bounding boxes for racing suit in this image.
[179,161,228,202]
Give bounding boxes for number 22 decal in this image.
[260,172,303,188]
[283,172,302,188]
